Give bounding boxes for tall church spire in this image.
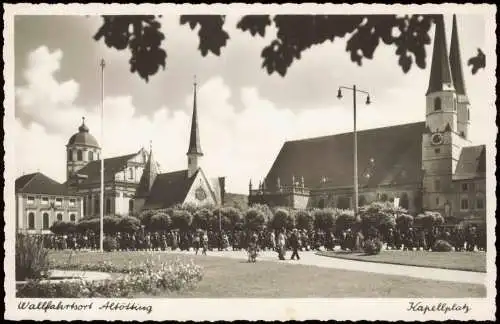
[187,76,203,178]
[187,76,203,156]
[136,141,158,198]
[449,14,468,101]
[426,15,454,95]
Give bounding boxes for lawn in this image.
[48,251,485,298]
[316,250,486,273]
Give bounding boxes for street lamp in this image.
[337,85,372,222]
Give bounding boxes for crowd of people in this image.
[39,223,486,257]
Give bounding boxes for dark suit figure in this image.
[290,229,301,260]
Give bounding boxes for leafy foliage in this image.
[148,212,172,232]
[396,213,414,232]
[50,221,77,235]
[244,207,267,230]
[415,211,444,229]
[270,208,295,230]
[432,239,453,252]
[363,238,384,255]
[294,209,314,231]
[16,234,50,281]
[103,236,119,252]
[93,14,485,82]
[312,208,336,231]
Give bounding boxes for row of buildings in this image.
[15,15,487,234]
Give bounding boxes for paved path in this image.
[171,250,486,285]
[48,270,112,282]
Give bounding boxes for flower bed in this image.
[17,255,204,298]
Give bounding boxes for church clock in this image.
[431,133,443,145]
[195,186,207,201]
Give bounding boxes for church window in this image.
[434,97,442,111]
[129,168,134,180]
[68,150,73,161]
[70,214,76,222]
[435,197,440,206]
[94,197,100,214]
[57,213,63,221]
[460,199,469,210]
[476,197,484,210]
[41,197,49,205]
[42,213,49,230]
[461,183,469,192]
[83,197,87,216]
[400,193,409,209]
[435,180,441,191]
[27,196,34,205]
[77,150,83,161]
[28,212,35,229]
[106,198,111,215]
[434,148,440,154]
[89,151,94,161]
[129,199,134,213]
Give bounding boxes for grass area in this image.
[48,251,485,298]
[316,250,486,273]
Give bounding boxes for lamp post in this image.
[99,59,105,253]
[337,85,371,222]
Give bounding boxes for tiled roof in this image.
[76,152,139,183]
[16,172,73,196]
[143,169,198,209]
[264,122,426,191]
[453,145,486,180]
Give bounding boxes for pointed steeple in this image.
[449,14,468,101]
[136,141,158,198]
[187,76,203,156]
[426,15,454,95]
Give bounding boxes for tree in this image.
[396,213,414,233]
[220,206,243,230]
[244,207,266,231]
[171,209,193,231]
[50,221,77,235]
[294,209,314,232]
[415,211,444,230]
[148,212,172,232]
[118,216,141,233]
[335,209,356,234]
[312,208,336,232]
[192,207,213,230]
[270,208,295,230]
[94,14,485,83]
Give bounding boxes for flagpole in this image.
[100,59,105,253]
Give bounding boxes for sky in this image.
[11,7,496,195]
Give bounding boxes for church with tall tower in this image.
[248,15,486,227]
[131,77,226,213]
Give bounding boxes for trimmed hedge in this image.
[363,238,384,255]
[432,240,453,252]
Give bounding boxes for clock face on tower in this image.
[431,133,443,145]
[195,186,207,201]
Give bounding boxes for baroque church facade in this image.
[248,15,486,226]
[64,79,225,218]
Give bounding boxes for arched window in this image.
[400,193,409,209]
[128,168,134,180]
[476,193,485,210]
[42,213,49,230]
[77,150,83,161]
[129,199,134,213]
[434,97,442,111]
[83,197,87,216]
[70,214,76,222]
[94,197,100,214]
[89,151,94,161]
[106,198,111,215]
[358,195,367,207]
[28,212,35,229]
[67,150,73,161]
[57,213,63,221]
[318,198,325,209]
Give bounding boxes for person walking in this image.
[202,231,209,255]
[277,230,286,260]
[290,228,301,260]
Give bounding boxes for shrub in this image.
[18,257,204,298]
[16,234,50,281]
[432,240,453,252]
[363,238,383,255]
[103,236,119,252]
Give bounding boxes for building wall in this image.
[451,178,486,222]
[184,171,218,206]
[16,193,83,233]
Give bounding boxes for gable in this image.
[183,169,218,206]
